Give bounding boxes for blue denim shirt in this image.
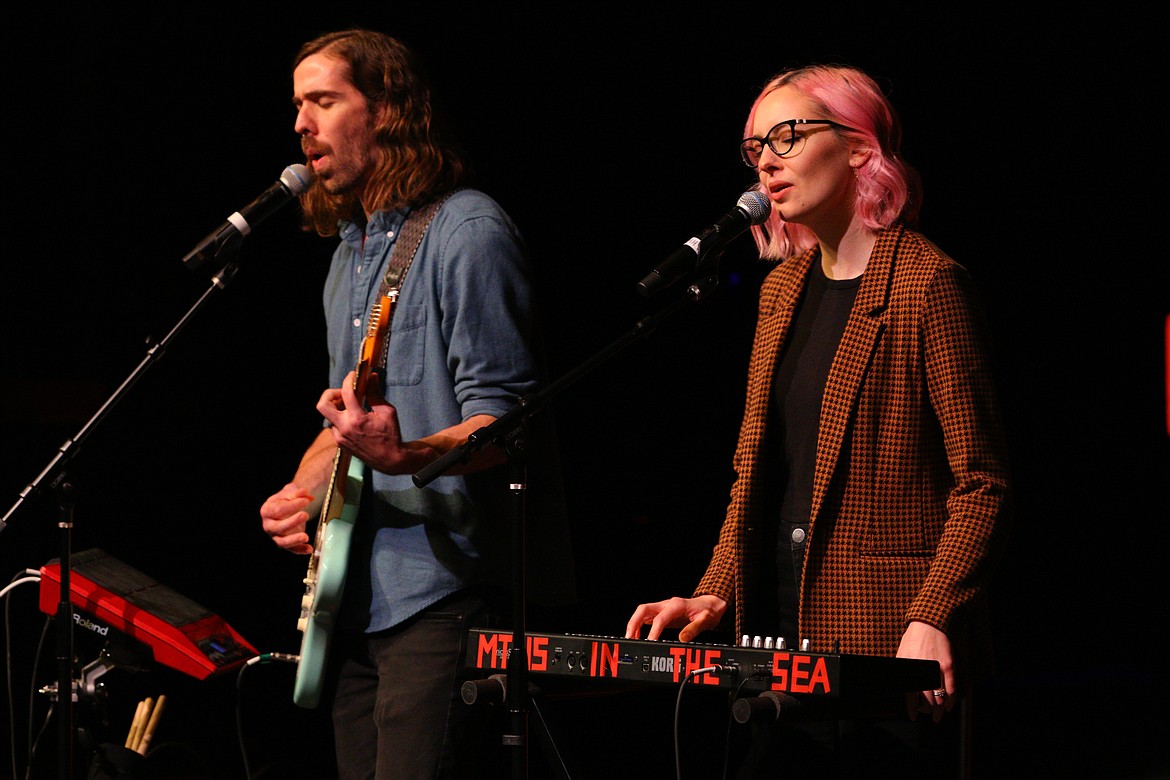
[323,189,538,632]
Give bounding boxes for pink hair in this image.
[745,64,922,260]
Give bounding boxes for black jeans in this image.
[329,590,508,780]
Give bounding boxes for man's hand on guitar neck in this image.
[262,369,510,556]
[318,370,504,476]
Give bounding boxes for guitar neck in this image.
[307,447,352,572]
[303,294,390,578]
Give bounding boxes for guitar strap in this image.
[371,190,458,366]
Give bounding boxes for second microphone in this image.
[637,190,771,297]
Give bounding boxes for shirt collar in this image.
[339,208,409,253]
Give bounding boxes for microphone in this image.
[637,189,771,297]
[182,163,312,270]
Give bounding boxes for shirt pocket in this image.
[383,304,426,386]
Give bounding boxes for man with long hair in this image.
[260,29,569,779]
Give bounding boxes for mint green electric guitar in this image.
[293,294,392,708]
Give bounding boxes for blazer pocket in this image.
[383,304,426,386]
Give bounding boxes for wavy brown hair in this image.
[294,29,466,236]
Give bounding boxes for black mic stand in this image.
[413,272,723,779]
[1,254,246,779]
[53,477,76,780]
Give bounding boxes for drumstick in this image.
[124,699,148,749]
[136,694,167,755]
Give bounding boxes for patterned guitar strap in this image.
[369,191,457,371]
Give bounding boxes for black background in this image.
[1,6,1166,779]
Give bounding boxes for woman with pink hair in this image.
[627,64,1011,779]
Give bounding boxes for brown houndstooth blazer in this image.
[694,224,1011,683]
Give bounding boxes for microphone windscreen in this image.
[281,163,312,195]
[737,190,771,225]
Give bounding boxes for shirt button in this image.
[352,318,361,328]
[791,528,806,544]
[386,230,395,239]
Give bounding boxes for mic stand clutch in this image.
[414,274,722,779]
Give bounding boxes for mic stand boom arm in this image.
[2,260,243,532]
[412,273,720,779]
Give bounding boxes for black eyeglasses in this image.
[739,119,852,168]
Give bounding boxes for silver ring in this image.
[932,689,947,697]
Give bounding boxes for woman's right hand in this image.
[624,595,727,642]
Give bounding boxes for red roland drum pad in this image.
[39,548,257,680]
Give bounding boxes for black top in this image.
[764,262,861,643]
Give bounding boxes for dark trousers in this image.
[329,591,508,780]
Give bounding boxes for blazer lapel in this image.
[808,226,902,525]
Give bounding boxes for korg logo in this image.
[72,612,109,637]
[651,656,674,673]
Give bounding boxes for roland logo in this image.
[72,612,109,637]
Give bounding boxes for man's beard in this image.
[302,141,365,195]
